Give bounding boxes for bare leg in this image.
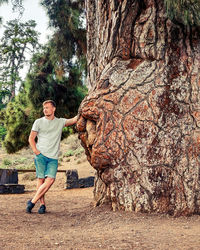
[31,177,55,204]
[37,178,45,205]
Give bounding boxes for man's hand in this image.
[34,150,41,155]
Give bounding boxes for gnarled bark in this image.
[77,0,200,216]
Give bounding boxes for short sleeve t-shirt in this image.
[32,117,67,159]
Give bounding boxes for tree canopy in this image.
[0,19,40,102]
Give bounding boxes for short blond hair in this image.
[43,100,56,107]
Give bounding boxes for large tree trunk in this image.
[76,0,200,216]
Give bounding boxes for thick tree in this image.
[76,0,200,216]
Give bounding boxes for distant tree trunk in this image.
[77,0,200,216]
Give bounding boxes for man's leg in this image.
[32,157,58,205]
[37,178,45,205]
[26,156,57,213]
[26,154,47,213]
[31,177,55,204]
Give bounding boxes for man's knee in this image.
[46,177,55,186]
[38,178,45,183]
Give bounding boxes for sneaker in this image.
[38,204,46,214]
[26,200,35,213]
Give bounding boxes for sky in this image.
[0,0,53,44]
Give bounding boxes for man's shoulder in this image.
[53,117,67,127]
[34,117,45,123]
[32,117,45,131]
[54,117,67,122]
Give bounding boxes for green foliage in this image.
[26,45,88,118]
[0,89,10,109]
[74,147,84,157]
[2,90,38,153]
[164,0,200,26]
[64,149,74,157]
[0,19,40,102]
[13,157,27,164]
[63,138,84,159]
[2,158,12,166]
[41,0,86,67]
[0,124,6,140]
[0,157,35,170]
[62,126,73,139]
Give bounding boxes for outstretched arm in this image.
[65,115,78,127]
[29,130,40,155]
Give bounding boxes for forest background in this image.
[0,0,87,154]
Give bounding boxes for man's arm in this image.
[28,130,40,155]
[65,115,78,127]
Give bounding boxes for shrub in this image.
[64,150,74,157]
[2,158,12,166]
[0,124,6,141]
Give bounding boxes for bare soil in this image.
[0,135,200,250]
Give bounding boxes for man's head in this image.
[43,100,56,118]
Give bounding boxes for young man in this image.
[26,100,78,214]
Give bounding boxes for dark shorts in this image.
[34,153,58,179]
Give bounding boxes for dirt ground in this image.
[0,135,200,250]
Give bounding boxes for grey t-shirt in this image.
[32,117,67,159]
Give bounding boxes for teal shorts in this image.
[34,153,58,179]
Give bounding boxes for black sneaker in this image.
[38,204,46,214]
[26,200,35,213]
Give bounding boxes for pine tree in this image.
[76,0,200,215]
[0,19,40,102]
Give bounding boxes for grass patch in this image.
[15,163,35,170]
[74,147,84,157]
[2,158,12,166]
[13,157,27,165]
[0,160,35,170]
[64,150,75,157]
[62,133,86,160]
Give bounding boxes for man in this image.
[26,100,78,214]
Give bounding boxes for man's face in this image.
[43,103,55,117]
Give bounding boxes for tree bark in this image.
[77,0,200,216]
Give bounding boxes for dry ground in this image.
[0,134,200,250]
